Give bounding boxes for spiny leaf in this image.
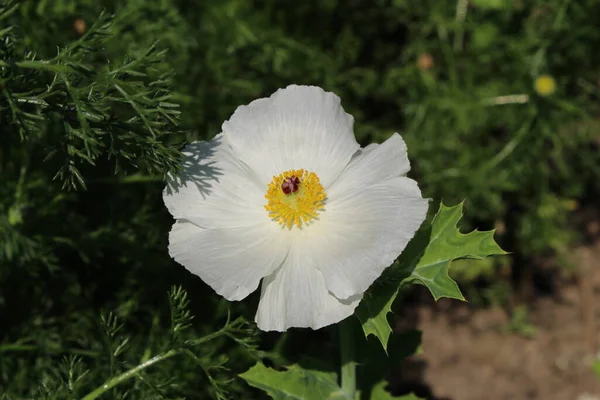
[239,362,347,400]
[357,202,506,351]
[355,283,397,355]
[404,202,507,300]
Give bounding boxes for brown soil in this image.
[394,241,600,400]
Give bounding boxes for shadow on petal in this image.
[164,136,225,199]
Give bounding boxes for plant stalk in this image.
[81,320,238,400]
[340,317,356,400]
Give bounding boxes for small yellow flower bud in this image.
[534,74,556,96]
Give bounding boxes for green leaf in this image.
[370,382,424,400]
[405,202,507,300]
[239,362,346,400]
[357,202,507,350]
[355,282,397,354]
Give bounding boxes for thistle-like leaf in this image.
[240,362,347,400]
[357,202,507,351]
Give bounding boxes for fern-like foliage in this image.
[0,4,258,399]
[1,4,182,190]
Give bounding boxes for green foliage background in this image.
[1,0,599,398]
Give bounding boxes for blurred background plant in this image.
[2,0,600,398]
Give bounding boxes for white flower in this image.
[163,85,428,332]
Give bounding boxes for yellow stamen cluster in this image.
[264,169,326,229]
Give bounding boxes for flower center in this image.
[264,169,326,229]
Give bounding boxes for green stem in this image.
[82,349,180,400]
[339,318,356,400]
[0,343,99,357]
[82,321,236,400]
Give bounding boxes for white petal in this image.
[255,245,361,331]
[222,85,360,187]
[163,134,266,229]
[327,133,410,197]
[168,220,289,301]
[304,177,428,300]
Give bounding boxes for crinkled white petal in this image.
[327,133,410,198]
[305,177,428,300]
[293,133,428,300]
[255,245,361,331]
[163,134,265,229]
[222,85,360,187]
[168,220,289,301]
